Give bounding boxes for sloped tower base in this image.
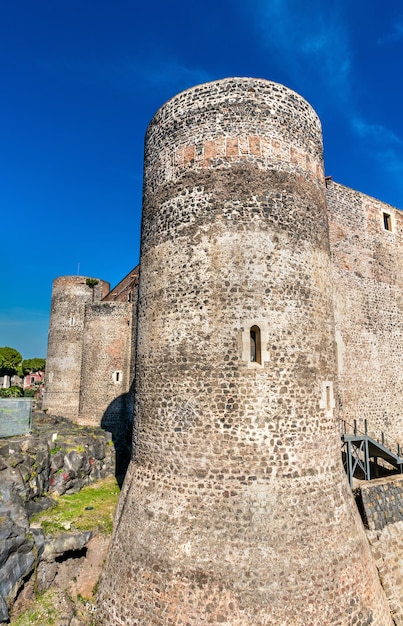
[97,78,392,625]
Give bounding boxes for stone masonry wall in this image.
[360,474,403,531]
[78,301,134,427]
[102,265,139,304]
[44,268,138,437]
[357,476,403,625]
[366,521,403,626]
[78,300,135,478]
[43,276,110,420]
[98,78,392,625]
[327,181,403,443]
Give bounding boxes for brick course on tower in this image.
[91,78,401,624]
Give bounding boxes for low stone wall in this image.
[367,521,403,626]
[0,412,115,623]
[359,474,403,531]
[357,476,403,625]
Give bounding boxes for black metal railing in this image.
[340,418,403,488]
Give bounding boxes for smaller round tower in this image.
[43,276,109,420]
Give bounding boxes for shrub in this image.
[0,385,23,398]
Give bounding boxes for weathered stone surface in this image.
[34,74,402,623]
[327,181,402,443]
[97,77,394,625]
[42,531,92,562]
[359,474,403,531]
[0,595,8,623]
[367,521,403,626]
[36,560,58,594]
[41,276,110,420]
[26,495,56,517]
[42,271,138,448]
[0,547,35,619]
[0,412,115,619]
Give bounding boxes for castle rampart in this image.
[78,301,134,427]
[327,181,403,442]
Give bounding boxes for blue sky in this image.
[1,0,402,358]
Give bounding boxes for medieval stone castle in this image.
[43,78,402,624]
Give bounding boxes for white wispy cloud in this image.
[242,1,403,189]
[378,149,403,176]
[377,17,403,45]
[351,117,403,178]
[352,118,403,146]
[131,59,213,92]
[252,0,352,101]
[34,52,213,100]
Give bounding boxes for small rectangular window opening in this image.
[250,326,262,365]
[383,212,392,231]
[325,384,331,412]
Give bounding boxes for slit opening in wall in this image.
[250,326,262,365]
[113,371,121,383]
[383,212,392,231]
[325,384,331,412]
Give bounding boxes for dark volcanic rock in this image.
[0,410,115,621]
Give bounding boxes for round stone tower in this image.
[98,79,392,624]
[43,275,110,420]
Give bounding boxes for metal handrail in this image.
[340,418,403,459]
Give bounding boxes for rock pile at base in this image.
[0,411,115,623]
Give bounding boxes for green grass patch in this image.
[11,590,59,626]
[30,475,120,535]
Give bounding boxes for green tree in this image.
[21,358,46,375]
[86,278,99,303]
[85,278,99,288]
[0,346,22,376]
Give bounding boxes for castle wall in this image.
[43,276,110,419]
[358,475,403,625]
[78,300,136,477]
[78,301,134,426]
[327,182,403,443]
[360,474,403,531]
[102,265,139,304]
[97,78,392,625]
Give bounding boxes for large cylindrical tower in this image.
[98,79,391,624]
[43,276,110,420]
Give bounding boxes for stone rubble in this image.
[0,410,115,623]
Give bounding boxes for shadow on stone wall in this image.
[101,389,134,487]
